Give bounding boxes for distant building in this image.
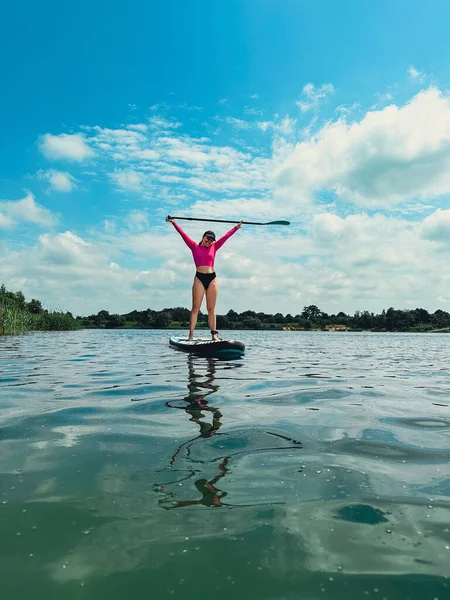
[324,324,349,331]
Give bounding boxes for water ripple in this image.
[1,330,450,598]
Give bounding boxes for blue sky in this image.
[2,0,450,316]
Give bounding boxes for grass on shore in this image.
[0,298,80,335]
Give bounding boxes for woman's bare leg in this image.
[189,277,205,340]
[205,278,218,340]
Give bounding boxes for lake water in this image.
[1,329,450,599]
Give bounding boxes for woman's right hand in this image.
[166,215,174,223]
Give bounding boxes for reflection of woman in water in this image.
[157,355,303,509]
[158,355,231,508]
[182,354,222,440]
[166,355,224,463]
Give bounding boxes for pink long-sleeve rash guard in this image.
[171,221,239,268]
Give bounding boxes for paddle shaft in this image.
[167,215,290,226]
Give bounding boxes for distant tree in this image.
[216,315,231,329]
[386,307,395,331]
[354,310,375,330]
[128,309,157,328]
[242,317,262,329]
[413,308,430,324]
[335,311,349,325]
[431,309,450,329]
[302,305,322,321]
[261,313,274,323]
[172,307,190,322]
[14,291,26,309]
[155,310,172,328]
[27,298,44,314]
[94,310,110,328]
[197,310,207,323]
[227,309,239,322]
[240,310,257,319]
[372,309,387,330]
[105,314,124,328]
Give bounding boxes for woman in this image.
[166,215,242,341]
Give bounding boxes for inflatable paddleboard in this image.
[169,336,245,358]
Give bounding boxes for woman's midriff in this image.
[196,265,214,274]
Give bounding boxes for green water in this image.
[1,330,449,599]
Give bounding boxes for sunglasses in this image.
[205,236,215,242]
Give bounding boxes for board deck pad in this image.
[169,336,245,357]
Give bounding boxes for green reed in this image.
[0,297,80,335]
[0,298,33,335]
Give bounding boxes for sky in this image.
[2,0,450,317]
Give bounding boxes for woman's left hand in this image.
[237,220,243,229]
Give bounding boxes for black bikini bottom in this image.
[195,271,216,291]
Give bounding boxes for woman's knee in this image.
[207,307,215,316]
[191,306,201,315]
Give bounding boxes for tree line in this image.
[3,283,450,335]
[78,304,450,332]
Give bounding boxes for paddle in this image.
[166,215,290,226]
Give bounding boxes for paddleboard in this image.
[169,336,245,358]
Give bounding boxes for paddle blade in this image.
[241,219,291,225]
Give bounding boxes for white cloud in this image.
[38,169,77,192]
[178,104,203,111]
[257,121,273,132]
[244,107,264,116]
[39,133,94,161]
[125,210,149,232]
[109,169,145,191]
[420,208,450,242]
[277,87,450,208]
[189,197,282,221]
[127,123,148,132]
[149,116,182,129]
[408,65,426,83]
[374,92,394,104]
[0,212,14,228]
[87,126,159,163]
[40,116,275,201]
[257,115,297,135]
[0,192,56,228]
[103,219,116,234]
[275,116,297,135]
[225,117,251,130]
[0,230,181,315]
[39,231,92,266]
[297,82,335,112]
